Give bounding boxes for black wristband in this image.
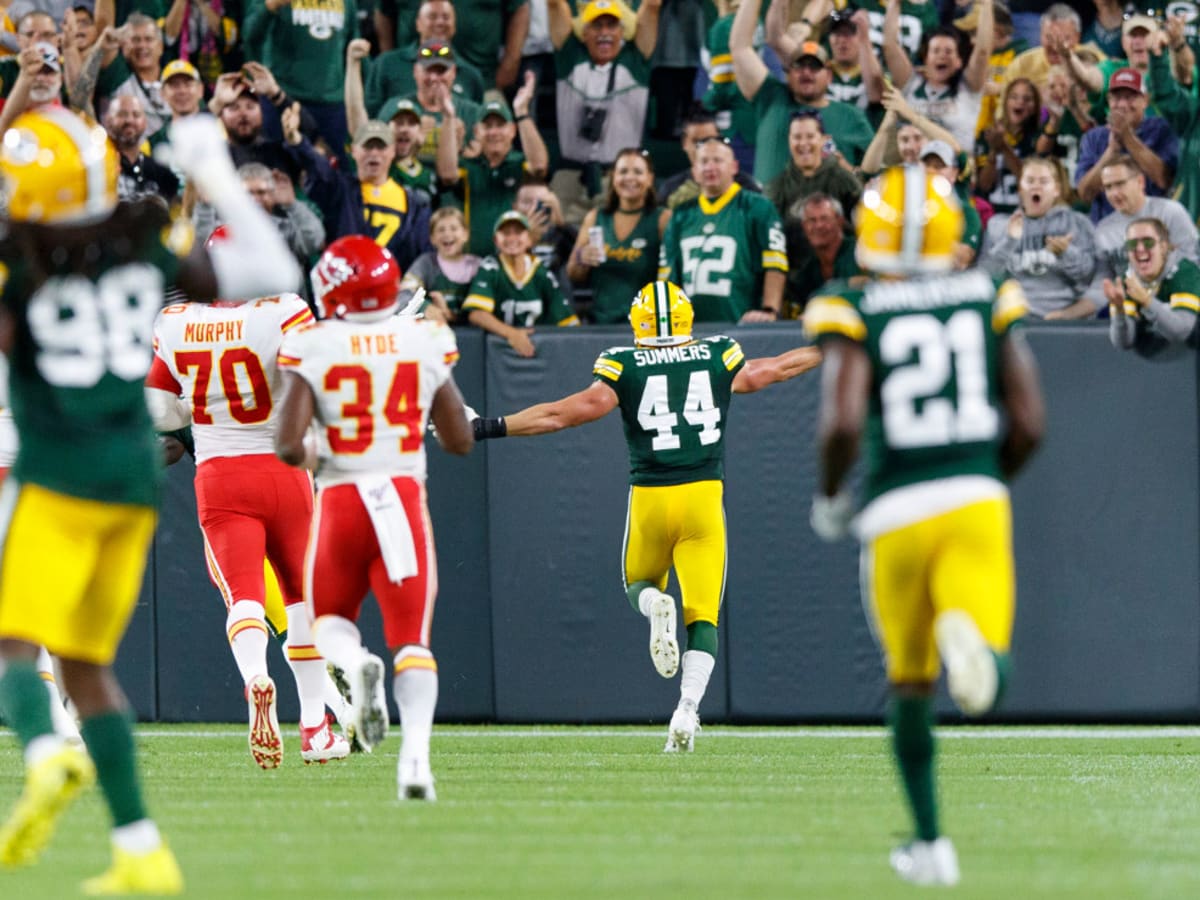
[515,114,531,123]
[762,307,780,319]
[473,416,507,440]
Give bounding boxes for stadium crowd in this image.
[1,0,1196,344]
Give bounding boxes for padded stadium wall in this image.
[129,324,1200,723]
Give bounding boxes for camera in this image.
[578,105,609,143]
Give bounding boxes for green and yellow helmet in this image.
[629,280,694,347]
[855,164,963,275]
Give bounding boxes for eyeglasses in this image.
[791,58,825,71]
[1125,237,1159,251]
[1102,174,1136,192]
[419,45,452,59]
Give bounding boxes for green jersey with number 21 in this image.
[804,270,1028,504]
[593,335,746,487]
[0,236,180,507]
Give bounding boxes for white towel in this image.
[355,475,419,583]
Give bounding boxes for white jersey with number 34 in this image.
[150,295,314,464]
[277,316,460,486]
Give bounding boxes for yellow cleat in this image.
[82,843,184,896]
[0,742,95,867]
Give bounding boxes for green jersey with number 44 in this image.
[593,335,746,487]
[658,185,787,323]
[804,269,1027,504]
[0,227,181,507]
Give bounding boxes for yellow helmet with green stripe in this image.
[855,165,963,275]
[0,108,118,224]
[629,280,694,347]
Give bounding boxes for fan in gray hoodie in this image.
[979,158,1099,319]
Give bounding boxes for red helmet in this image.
[205,224,231,249]
[311,236,401,321]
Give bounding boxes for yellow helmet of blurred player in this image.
[0,107,118,224]
[630,280,694,347]
[855,165,963,275]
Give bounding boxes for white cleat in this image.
[889,837,960,886]
[398,757,437,802]
[349,655,389,753]
[646,590,679,678]
[299,719,351,765]
[327,663,369,754]
[935,610,998,716]
[663,699,699,753]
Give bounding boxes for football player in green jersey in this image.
[0,110,301,893]
[473,280,820,751]
[805,166,1045,886]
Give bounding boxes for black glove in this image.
[473,416,507,440]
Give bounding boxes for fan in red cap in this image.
[310,235,408,321]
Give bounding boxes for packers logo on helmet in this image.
[855,165,963,275]
[0,108,118,224]
[629,280,694,347]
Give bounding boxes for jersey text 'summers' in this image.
[593,335,746,487]
[804,270,1027,505]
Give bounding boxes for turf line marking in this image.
[57,726,1200,740]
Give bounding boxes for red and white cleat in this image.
[300,720,351,765]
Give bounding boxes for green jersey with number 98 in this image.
[658,185,787,323]
[804,270,1028,504]
[593,335,746,487]
[0,225,182,507]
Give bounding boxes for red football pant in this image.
[307,477,436,650]
[195,454,314,609]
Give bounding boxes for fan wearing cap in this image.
[1062,13,1194,120]
[146,58,203,150]
[1075,66,1179,222]
[881,0,995,160]
[243,0,357,155]
[730,0,874,184]
[0,40,67,134]
[344,38,437,206]
[546,0,661,208]
[462,210,579,357]
[436,71,547,257]
[375,38,485,166]
[0,11,66,102]
[358,1,487,117]
[303,118,434,272]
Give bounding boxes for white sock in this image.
[312,615,369,673]
[679,650,715,708]
[393,646,438,762]
[284,604,329,729]
[636,585,666,618]
[111,819,163,854]
[225,600,269,685]
[36,648,80,741]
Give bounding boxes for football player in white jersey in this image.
[275,236,474,801]
[145,227,350,769]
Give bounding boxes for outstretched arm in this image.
[429,378,474,455]
[732,345,822,393]
[475,380,619,438]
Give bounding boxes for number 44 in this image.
[636,372,722,451]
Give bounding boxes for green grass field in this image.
[2,724,1197,899]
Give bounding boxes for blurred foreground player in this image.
[0,109,300,893]
[275,236,473,800]
[805,166,1045,886]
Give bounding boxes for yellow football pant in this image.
[623,480,726,627]
[862,496,1014,684]
[0,483,156,665]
